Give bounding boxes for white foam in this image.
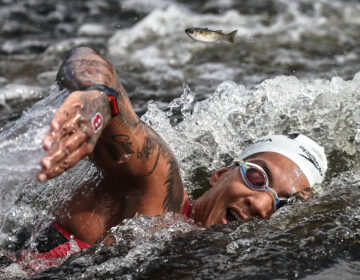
[1,263,27,279]
[142,71,360,193]
[77,23,112,37]
[121,0,176,13]
[45,37,105,55]
[0,84,45,103]
[197,63,240,81]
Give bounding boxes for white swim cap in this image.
[240,134,327,186]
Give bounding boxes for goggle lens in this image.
[237,161,288,211]
[245,167,267,189]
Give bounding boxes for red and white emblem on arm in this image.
[92,112,103,133]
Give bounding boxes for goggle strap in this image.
[265,187,278,210]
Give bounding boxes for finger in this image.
[42,131,56,151]
[51,95,82,131]
[38,142,93,181]
[43,115,83,150]
[41,129,88,170]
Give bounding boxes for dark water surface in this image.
[1,0,360,279]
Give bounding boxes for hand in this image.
[37,90,112,182]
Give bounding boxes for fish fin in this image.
[227,30,237,43]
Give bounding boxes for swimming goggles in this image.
[233,161,288,211]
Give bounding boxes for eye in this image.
[245,168,266,189]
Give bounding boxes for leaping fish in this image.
[185,27,237,43]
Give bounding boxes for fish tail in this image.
[227,30,237,43]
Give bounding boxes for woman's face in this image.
[193,152,310,227]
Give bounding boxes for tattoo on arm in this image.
[98,134,134,163]
[134,121,152,136]
[143,145,164,177]
[135,121,184,211]
[135,122,164,176]
[111,134,134,155]
[162,158,183,213]
[57,48,116,91]
[137,137,156,163]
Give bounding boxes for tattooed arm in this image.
[38,47,186,214]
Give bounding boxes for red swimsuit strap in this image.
[17,223,91,272]
[51,222,90,250]
[183,199,193,219]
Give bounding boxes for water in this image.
[1,0,360,279]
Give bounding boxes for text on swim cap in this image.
[299,146,323,176]
[252,138,272,144]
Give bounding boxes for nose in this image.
[244,192,274,218]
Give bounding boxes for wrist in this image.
[82,84,120,117]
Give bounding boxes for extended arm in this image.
[38,47,185,214]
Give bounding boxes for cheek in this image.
[204,170,248,206]
[224,177,251,200]
[194,182,231,223]
[213,180,239,201]
[193,190,218,226]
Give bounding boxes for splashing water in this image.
[1,0,360,278]
[1,71,360,279]
[143,73,360,195]
[0,87,104,275]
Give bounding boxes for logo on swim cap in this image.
[252,138,272,144]
[298,146,324,176]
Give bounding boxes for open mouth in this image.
[226,208,242,223]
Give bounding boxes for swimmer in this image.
[33,47,327,263]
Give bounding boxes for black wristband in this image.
[82,84,120,117]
